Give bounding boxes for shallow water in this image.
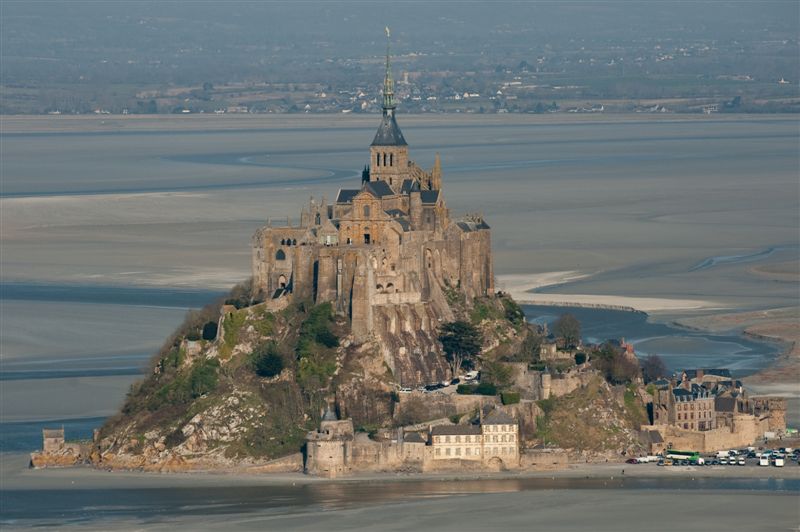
[523,305,781,375]
[1,475,797,528]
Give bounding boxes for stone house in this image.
[304,408,520,477]
[643,368,786,452]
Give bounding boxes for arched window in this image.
[363,205,370,218]
[315,213,321,225]
[280,238,285,245]
[376,284,383,291]
[275,249,286,260]
[278,275,287,289]
[291,239,297,245]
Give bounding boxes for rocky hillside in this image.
[95,283,538,468]
[533,375,649,461]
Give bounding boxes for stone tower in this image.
[369,28,408,193]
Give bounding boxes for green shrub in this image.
[501,297,525,327]
[474,382,498,396]
[253,343,284,378]
[457,384,476,395]
[315,329,339,348]
[574,352,587,365]
[501,391,520,405]
[189,358,220,398]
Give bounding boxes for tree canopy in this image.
[641,354,668,383]
[439,320,482,376]
[553,313,581,347]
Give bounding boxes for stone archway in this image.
[487,456,505,471]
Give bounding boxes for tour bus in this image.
[665,450,705,465]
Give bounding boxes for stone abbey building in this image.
[252,42,493,385]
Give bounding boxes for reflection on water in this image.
[523,305,780,377]
[2,476,797,526]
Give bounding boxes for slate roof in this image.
[483,410,516,425]
[430,424,481,436]
[336,189,360,204]
[400,179,419,194]
[420,190,440,204]
[455,218,491,232]
[371,110,407,146]
[715,397,737,413]
[322,407,338,421]
[384,208,406,218]
[365,180,395,198]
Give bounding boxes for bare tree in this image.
[553,313,581,347]
[641,354,668,383]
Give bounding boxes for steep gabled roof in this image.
[400,179,419,195]
[371,111,407,146]
[420,190,440,204]
[365,180,395,198]
[336,189,360,204]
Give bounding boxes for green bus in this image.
[665,450,704,464]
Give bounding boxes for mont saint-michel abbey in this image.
[252,43,493,382]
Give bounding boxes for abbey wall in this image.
[251,51,493,385]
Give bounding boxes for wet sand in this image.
[2,452,798,531]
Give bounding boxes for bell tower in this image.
[369,27,408,193]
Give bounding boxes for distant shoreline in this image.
[1,112,797,135]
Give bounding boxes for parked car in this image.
[663,458,673,466]
[737,458,746,466]
[774,457,785,467]
[626,458,639,464]
[399,387,412,393]
[759,457,770,466]
[720,458,728,465]
[450,378,460,385]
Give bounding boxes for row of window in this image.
[677,411,711,421]
[376,152,394,167]
[677,401,711,411]
[435,446,515,457]
[485,425,515,432]
[280,238,297,246]
[434,434,515,444]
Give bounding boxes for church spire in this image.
[382,26,396,111]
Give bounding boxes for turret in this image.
[431,152,442,190]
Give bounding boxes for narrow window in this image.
[363,205,370,218]
[364,233,370,244]
[376,153,380,166]
[383,153,387,166]
[390,153,394,166]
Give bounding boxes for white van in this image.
[774,457,785,467]
[759,456,770,466]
